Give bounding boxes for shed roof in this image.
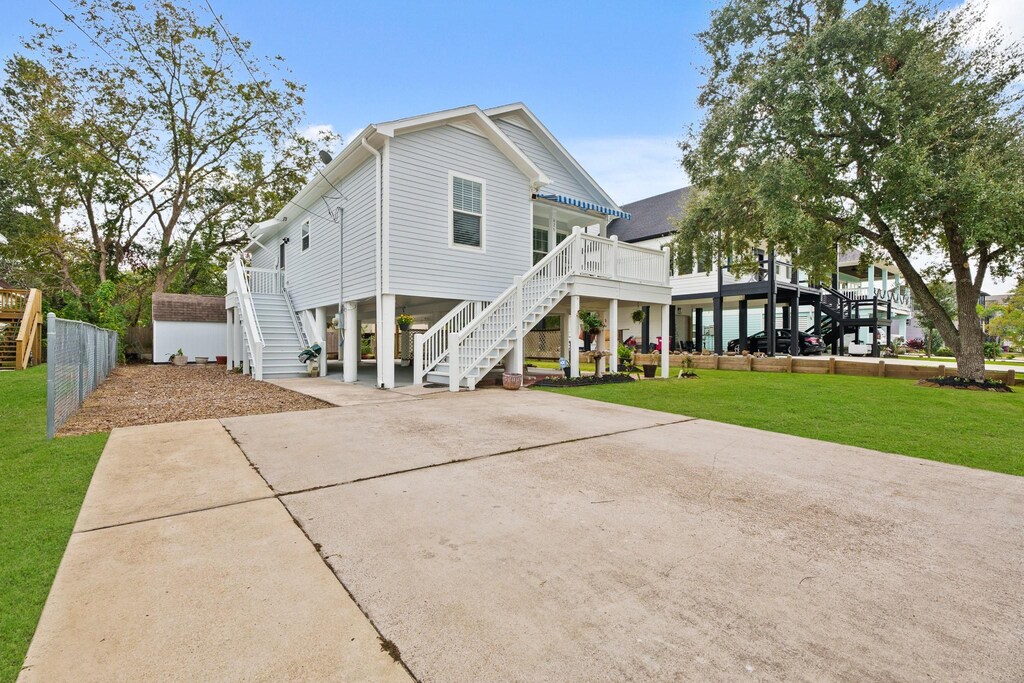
[152,293,225,323]
[606,187,693,243]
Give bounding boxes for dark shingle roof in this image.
[607,187,693,243]
[152,293,225,323]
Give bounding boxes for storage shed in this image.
[152,293,226,363]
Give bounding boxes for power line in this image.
[46,0,130,73]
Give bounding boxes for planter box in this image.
[194,356,209,365]
[502,373,523,390]
[170,355,187,366]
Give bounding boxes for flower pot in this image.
[398,323,411,331]
[502,372,523,390]
[170,355,187,366]
[194,356,209,365]
[642,364,657,378]
[216,355,227,365]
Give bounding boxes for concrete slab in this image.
[222,390,691,494]
[284,419,1024,681]
[74,419,270,532]
[268,377,417,407]
[21,497,410,683]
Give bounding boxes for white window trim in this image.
[448,170,486,252]
[300,219,311,252]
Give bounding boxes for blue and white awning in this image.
[534,194,631,220]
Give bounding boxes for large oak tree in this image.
[673,0,1024,380]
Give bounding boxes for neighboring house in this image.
[153,293,226,363]
[606,188,913,357]
[226,103,672,387]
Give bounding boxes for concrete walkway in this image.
[19,420,410,682]
[21,383,1024,681]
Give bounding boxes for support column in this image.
[314,306,330,376]
[694,308,703,352]
[378,294,396,388]
[608,299,619,373]
[569,295,581,378]
[767,250,777,356]
[343,301,359,383]
[668,304,677,352]
[867,264,876,298]
[640,305,651,352]
[235,314,244,370]
[813,298,822,335]
[789,295,800,356]
[226,310,235,371]
[660,303,670,378]
[713,296,724,355]
[560,314,570,364]
[738,299,748,352]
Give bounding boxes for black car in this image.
[727,330,825,355]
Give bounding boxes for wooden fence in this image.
[632,353,1017,386]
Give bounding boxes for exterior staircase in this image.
[0,319,20,370]
[247,292,308,379]
[416,228,669,390]
[0,288,42,370]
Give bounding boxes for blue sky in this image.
[0,0,714,203]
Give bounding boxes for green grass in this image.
[0,366,107,682]
[539,369,1024,476]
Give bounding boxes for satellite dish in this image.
[318,150,333,165]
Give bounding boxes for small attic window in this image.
[301,220,310,251]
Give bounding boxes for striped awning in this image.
[534,194,631,220]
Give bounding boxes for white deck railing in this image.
[227,254,265,380]
[245,267,283,294]
[445,229,669,390]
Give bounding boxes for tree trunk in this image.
[954,294,987,382]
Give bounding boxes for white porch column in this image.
[509,276,524,375]
[314,306,330,376]
[661,303,670,378]
[867,264,876,297]
[343,301,358,383]
[882,268,889,294]
[235,314,244,370]
[569,295,581,378]
[379,294,396,389]
[241,322,250,376]
[226,309,235,371]
[608,300,619,373]
[560,314,570,365]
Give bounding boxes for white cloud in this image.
[563,136,687,205]
[957,0,1024,46]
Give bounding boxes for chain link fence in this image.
[46,313,118,439]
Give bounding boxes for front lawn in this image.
[539,369,1024,476]
[0,366,107,682]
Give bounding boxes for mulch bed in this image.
[916,376,1013,393]
[533,372,637,388]
[58,363,331,436]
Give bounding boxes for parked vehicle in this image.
[727,330,825,355]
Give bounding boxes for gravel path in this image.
[59,363,329,436]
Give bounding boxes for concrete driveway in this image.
[23,383,1024,681]
[223,387,1024,681]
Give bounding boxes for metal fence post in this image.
[46,313,56,440]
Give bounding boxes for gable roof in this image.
[246,105,551,250]
[152,293,225,323]
[607,187,693,243]
[484,103,622,212]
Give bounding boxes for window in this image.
[301,220,310,251]
[532,227,549,265]
[451,174,484,249]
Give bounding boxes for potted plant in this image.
[502,371,523,390]
[677,353,698,379]
[631,309,646,323]
[396,313,414,331]
[194,355,209,365]
[578,309,603,335]
[169,348,187,366]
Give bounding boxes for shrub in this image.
[906,338,925,351]
[983,341,1000,360]
[935,347,954,357]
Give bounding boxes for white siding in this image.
[153,320,225,362]
[493,119,606,205]
[387,125,532,300]
[249,156,377,309]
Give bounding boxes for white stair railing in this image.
[446,229,670,391]
[413,300,488,385]
[228,254,265,380]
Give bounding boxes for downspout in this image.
[361,137,383,387]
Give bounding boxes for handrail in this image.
[413,300,488,385]
[15,288,42,369]
[229,254,265,379]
